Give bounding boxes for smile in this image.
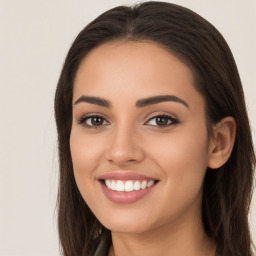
[98,171,159,204]
[104,179,156,192]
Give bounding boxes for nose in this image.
[105,124,145,166]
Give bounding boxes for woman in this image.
[54,2,255,255]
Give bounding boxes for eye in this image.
[78,115,109,129]
[145,114,178,127]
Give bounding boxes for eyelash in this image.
[78,113,179,130]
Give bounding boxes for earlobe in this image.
[207,116,236,169]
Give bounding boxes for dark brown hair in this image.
[54,2,255,255]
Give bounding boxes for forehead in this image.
[73,41,203,112]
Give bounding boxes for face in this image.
[70,41,212,234]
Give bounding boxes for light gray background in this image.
[0,0,255,255]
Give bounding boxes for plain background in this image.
[0,0,255,255]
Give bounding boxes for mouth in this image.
[100,179,158,192]
[97,171,159,204]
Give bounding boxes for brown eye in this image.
[91,116,104,126]
[156,116,169,125]
[78,115,109,129]
[146,115,178,127]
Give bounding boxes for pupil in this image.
[92,117,103,126]
[156,116,168,125]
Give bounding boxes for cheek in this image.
[70,129,103,174]
[149,125,209,200]
[140,127,209,225]
[69,128,104,201]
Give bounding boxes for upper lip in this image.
[98,171,158,181]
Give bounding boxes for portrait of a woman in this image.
[54,2,255,255]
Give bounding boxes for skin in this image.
[70,41,236,256]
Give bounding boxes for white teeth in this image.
[124,180,133,192]
[141,180,147,189]
[116,180,124,191]
[147,180,154,188]
[104,179,156,192]
[105,180,111,188]
[111,180,116,190]
[133,181,141,191]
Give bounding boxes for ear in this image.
[208,116,236,169]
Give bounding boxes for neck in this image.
[109,211,216,256]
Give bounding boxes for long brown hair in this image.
[54,2,255,255]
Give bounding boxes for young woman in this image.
[54,2,255,256]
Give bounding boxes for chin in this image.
[99,211,153,234]
[105,222,149,234]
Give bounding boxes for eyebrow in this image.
[74,95,189,109]
[74,95,111,107]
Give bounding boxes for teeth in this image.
[124,180,133,192]
[146,180,154,188]
[133,181,140,191]
[105,180,111,188]
[141,180,147,189]
[116,180,124,191]
[104,179,156,192]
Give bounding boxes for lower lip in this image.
[99,181,157,204]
